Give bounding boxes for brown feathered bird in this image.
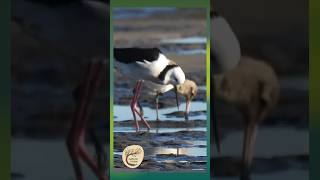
[214,57,280,179]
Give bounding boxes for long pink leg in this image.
[67,61,96,180]
[133,81,151,130]
[133,81,144,129]
[131,81,142,131]
[66,60,108,180]
[77,61,107,180]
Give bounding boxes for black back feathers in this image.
[114,48,162,64]
[158,64,179,81]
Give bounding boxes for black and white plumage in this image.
[115,48,185,85]
[211,13,241,75]
[114,48,186,131]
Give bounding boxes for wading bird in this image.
[114,48,197,131]
[211,12,278,180]
[134,79,198,122]
[214,57,279,180]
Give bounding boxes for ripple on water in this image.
[114,101,207,121]
[114,127,206,133]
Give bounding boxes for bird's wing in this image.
[211,15,241,75]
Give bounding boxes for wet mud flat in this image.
[114,154,206,171]
[114,119,206,128]
[113,103,208,172]
[113,129,207,171]
[114,8,206,49]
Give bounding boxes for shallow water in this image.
[12,138,98,180]
[160,36,207,55]
[114,127,206,133]
[113,8,176,19]
[114,101,207,121]
[198,85,207,91]
[153,146,207,157]
[161,36,207,44]
[174,49,206,55]
[212,126,308,179]
[214,127,308,157]
[113,99,208,171]
[280,76,308,91]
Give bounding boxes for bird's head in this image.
[176,79,198,100]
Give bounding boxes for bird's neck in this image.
[160,84,174,94]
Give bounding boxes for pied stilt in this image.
[114,48,197,131]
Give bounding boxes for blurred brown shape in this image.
[214,56,280,179]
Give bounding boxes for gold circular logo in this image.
[122,145,144,168]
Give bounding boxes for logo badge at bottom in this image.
[122,145,144,168]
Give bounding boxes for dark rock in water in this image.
[190,161,206,165]
[198,145,207,148]
[165,111,185,117]
[164,110,206,118]
[156,154,182,158]
[135,131,150,136]
[162,140,192,147]
[114,120,206,128]
[163,140,181,146]
[149,141,161,146]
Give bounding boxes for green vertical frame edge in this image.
[0,0,11,180]
[310,0,320,180]
[109,0,211,180]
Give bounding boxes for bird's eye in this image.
[173,77,178,83]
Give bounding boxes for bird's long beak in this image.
[174,85,180,111]
[185,97,191,120]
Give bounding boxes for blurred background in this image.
[12,0,109,179]
[10,0,308,179]
[212,0,308,180]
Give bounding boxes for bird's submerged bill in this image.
[174,85,180,110]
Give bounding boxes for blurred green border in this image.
[0,0,11,179]
[110,0,211,180]
[310,0,320,179]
